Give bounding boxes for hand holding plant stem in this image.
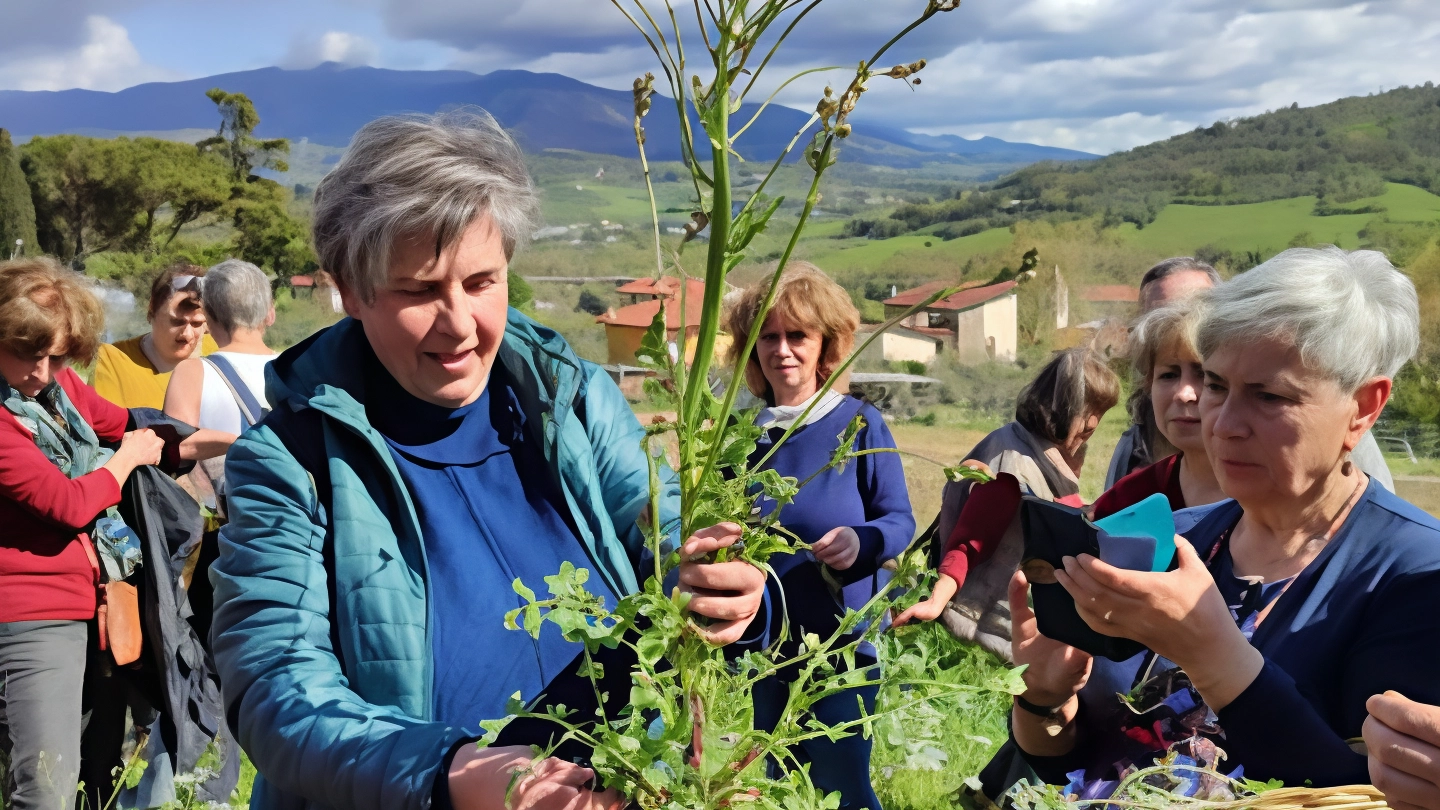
[480,4,1008,809]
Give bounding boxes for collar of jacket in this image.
[261,309,639,590]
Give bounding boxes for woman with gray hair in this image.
[893,347,1120,656]
[163,259,277,438]
[207,111,765,810]
[993,247,1440,797]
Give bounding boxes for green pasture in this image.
[800,226,1015,273]
[1115,182,1440,257]
[790,182,1440,280]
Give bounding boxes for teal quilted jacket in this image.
[210,312,679,810]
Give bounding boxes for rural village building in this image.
[873,279,1020,364]
[1077,284,1140,321]
[596,278,731,367]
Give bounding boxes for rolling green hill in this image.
[859,82,1440,238]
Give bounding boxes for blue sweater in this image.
[1022,479,1440,786]
[366,358,614,732]
[750,396,914,643]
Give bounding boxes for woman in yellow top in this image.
[92,264,219,408]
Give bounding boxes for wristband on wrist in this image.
[1014,695,1061,718]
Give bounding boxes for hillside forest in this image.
[1,84,1439,437]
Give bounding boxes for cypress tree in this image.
[0,128,38,259]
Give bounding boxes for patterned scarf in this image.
[1,377,142,582]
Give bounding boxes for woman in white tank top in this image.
[163,260,278,440]
[197,352,275,434]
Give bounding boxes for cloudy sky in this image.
[2,0,1438,154]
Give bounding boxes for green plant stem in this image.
[635,118,665,280]
[735,112,819,220]
[682,129,732,431]
[738,0,827,101]
[691,135,835,512]
[730,66,841,144]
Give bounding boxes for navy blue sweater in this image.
[1022,479,1440,786]
[750,396,915,643]
[366,359,614,733]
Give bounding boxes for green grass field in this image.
[800,225,1016,274]
[525,175,1440,292]
[1115,182,1440,257]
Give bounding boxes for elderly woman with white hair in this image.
[208,111,765,810]
[992,247,1440,796]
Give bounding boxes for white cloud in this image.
[281,31,380,69]
[0,16,176,92]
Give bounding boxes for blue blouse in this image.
[749,396,915,645]
[365,358,615,733]
[1022,479,1440,787]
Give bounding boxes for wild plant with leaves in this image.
[483,3,1022,809]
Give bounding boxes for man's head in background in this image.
[1139,257,1221,312]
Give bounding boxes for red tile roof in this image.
[596,294,707,330]
[614,276,707,301]
[1080,285,1140,303]
[289,275,315,287]
[885,280,1017,311]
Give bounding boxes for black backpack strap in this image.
[919,513,942,570]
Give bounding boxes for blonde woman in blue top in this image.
[723,263,915,810]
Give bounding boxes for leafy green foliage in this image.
[509,273,535,310]
[492,529,1018,810]
[0,128,37,255]
[22,135,147,261]
[20,134,233,263]
[231,182,316,276]
[479,4,991,809]
[198,88,291,184]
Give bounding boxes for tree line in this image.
[0,88,314,279]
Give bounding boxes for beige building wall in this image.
[984,293,1018,362]
[606,326,645,365]
[951,295,1018,364]
[881,332,939,364]
[953,307,989,364]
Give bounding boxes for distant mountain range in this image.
[0,63,1096,169]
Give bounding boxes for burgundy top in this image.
[937,474,1023,586]
[0,367,128,622]
[1091,452,1185,521]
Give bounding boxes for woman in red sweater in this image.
[0,258,165,810]
[1090,299,1227,519]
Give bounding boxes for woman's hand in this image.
[1009,569,1089,757]
[448,745,623,810]
[892,573,958,627]
[677,522,766,645]
[101,429,166,486]
[1010,569,1092,707]
[1365,691,1440,810]
[810,526,860,570]
[1055,536,1263,710]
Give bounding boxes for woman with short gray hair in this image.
[998,247,1440,796]
[208,111,766,810]
[163,259,277,438]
